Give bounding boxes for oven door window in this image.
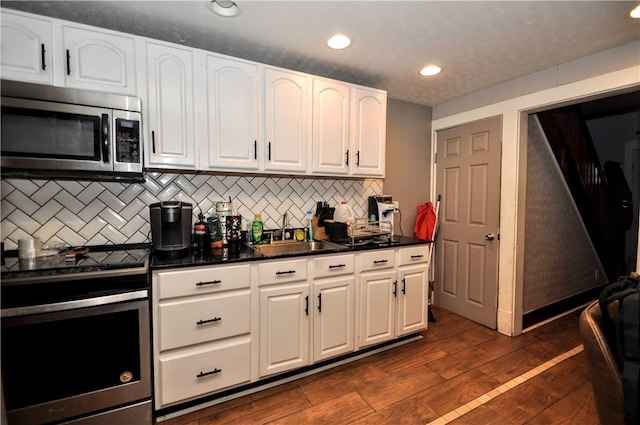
[2,305,143,411]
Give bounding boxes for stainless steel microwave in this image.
[1,80,144,182]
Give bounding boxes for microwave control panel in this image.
[115,118,140,164]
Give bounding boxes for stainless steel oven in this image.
[1,245,152,425]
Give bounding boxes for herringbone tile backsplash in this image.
[1,173,383,249]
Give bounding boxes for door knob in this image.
[485,233,496,241]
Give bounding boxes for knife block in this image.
[311,215,327,240]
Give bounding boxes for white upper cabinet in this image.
[61,25,137,94]
[1,11,53,84]
[1,10,137,94]
[204,55,260,171]
[350,87,387,177]
[312,78,350,175]
[144,41,198,169]
[0,8,387,177]
[263,67,311,174]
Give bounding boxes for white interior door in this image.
[435,116,502,328]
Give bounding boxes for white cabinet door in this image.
[205,55,260,171]
[145,42,198,168]
[358,270,397,348]
[61,25,136,94]
[397,265,429,336]
[312,78,350,175]
[350,87,386,177]
[259,283,310,377]
[263,67,310,173]
[313,276,355,361]
[1,11,53,84]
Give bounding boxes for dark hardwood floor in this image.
[159,305,598,425]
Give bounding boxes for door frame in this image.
[430,68,639,336]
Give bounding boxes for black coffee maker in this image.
[150,201,192,253]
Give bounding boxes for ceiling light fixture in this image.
[420,65,442,76]
[631,4,640,18]
[327,34,351,50]
[209,0,240,17]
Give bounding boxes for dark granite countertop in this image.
[150,236,431,271]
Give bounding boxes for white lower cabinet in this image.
[152,244,429,410]
[258,259,310,377]
[359,246,430,348]
[313,254,355,361]
[259,282,311,377]
[397,246,430,336]
[152,264,252,409]
[359,270,397,348]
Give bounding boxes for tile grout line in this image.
[425,345,584,425]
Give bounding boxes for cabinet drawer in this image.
[360,250,395,272]
[159,291,250,351]
[159,339,251,406]
[157,264,250,300]
[259,259,307,286]
[314,254,355,278]
[399,245,430,266]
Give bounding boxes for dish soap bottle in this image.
[305,210,314,241]
[252,213,264,245]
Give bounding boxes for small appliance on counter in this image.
[150,201,192,253]
[369,195,395,233]
[368,195,394,222]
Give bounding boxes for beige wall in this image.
[384,98,432,238]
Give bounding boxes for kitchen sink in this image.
[247,240,346,257]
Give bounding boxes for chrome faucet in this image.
[281,212,289,240]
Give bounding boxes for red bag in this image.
[414,202,436,241]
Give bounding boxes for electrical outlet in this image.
[393,201,399,211]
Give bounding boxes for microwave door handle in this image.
[101,114,110,163]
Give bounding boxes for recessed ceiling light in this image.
[631,5,640,18]
[209,0,241,17]
[327,34,351,50]
[420,65,442,76]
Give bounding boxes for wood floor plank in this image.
[198,387,311,425]
[350,396,440,425]
[370,340,448,374]
[549,381,599,424]
[426,345,497,380]
[535,357,590,398]
[300,362,388,405]
[415,369,501,416]
[476,348,545,384]
[264,391,373,425]
[477,332,539,358]
[356,363,445,411]
[484,380,561,424]
[448,404,513,425]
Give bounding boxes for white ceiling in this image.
[3,1,640,107]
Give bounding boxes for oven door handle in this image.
[1,289,148,317]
